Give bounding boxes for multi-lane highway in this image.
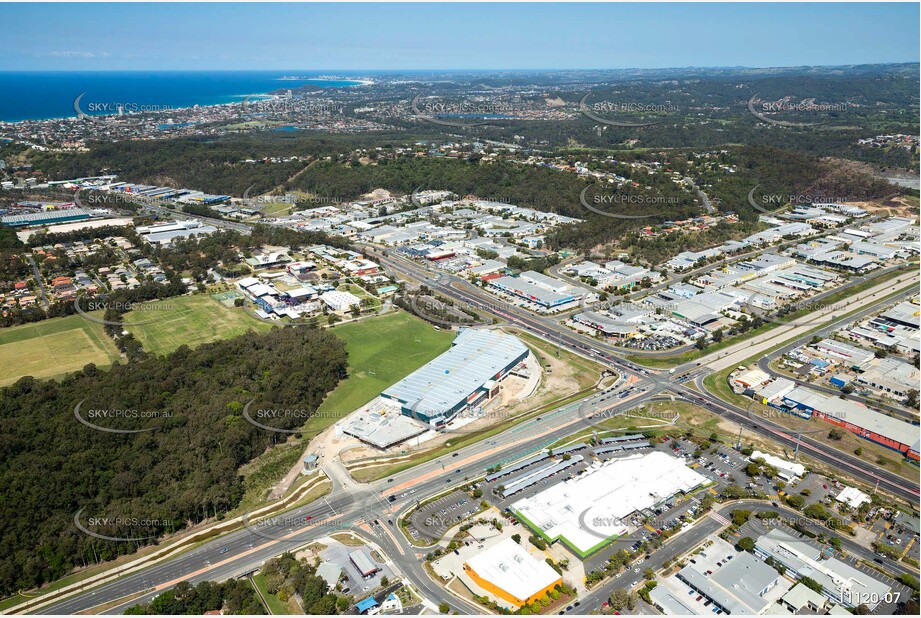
[32,377,662,614]
[371,248,919,497]
[20,241,918,616]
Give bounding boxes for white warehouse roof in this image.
[382,329,528,420]
[464,538,560,604]
[511,451,709,555]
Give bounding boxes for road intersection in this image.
[19,242,918,616]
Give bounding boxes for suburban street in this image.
[24,247,919,617]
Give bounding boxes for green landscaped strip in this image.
[251,574,291,615]
[703,281,920,406]
[628,266,913,368]
[511,509,616,559]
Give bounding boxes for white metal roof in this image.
[511,451,708,554]
[382,329,527,419]
[464,538,560,603]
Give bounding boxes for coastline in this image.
[0,73,373,124]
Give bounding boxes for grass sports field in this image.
[124,294,273,356]
[309,311,454,431]
[0,313,122,385]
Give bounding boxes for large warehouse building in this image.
[755,529,891,610]
[511,451,709,556]
[779,386,920,461]
[488,270,579,309]
[463,538,562,608]
[1,207,90,227]
[381,328,528,426]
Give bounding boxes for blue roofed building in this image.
[356,597,379,614]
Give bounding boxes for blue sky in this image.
[1,2,917,71]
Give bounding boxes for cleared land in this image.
[124,294,273,356]
[550,400,735,450]
[347,327,608,482]
[313,311,454,423]
[0,313,121,385]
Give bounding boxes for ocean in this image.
[0,71,368,122]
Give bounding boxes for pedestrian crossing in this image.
[709,512,731,526]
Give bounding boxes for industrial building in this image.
[745,378,796,405]
[755,529,891,610]
[571,310,641,339]
[835,487,871,510]
[733,368,771,390]
[778,583,852,615]
[349,549,380,578]
[488,271,579,309]
[316,562,342,588]
[750,450,805,481]
[877,301,920,330]
[674,551,781,614]
[1,207,90,227]
[813,339,876,367]
[320,290,362,312]
[649,536,790,616]
[136,220,217,245]
[338,400,428,449]
[853,356,920,400]
[778,386,920,460]
[462,538,562,608]
[670,291,740,329]
[511,451,709,556]
[381,329,528,426]
[14,216,134,242]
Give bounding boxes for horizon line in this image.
[0,61,919,74]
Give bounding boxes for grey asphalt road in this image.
[378,250,919,501]
[753,285,917,420]
[27,241,918,616]
[36,380,659,614]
